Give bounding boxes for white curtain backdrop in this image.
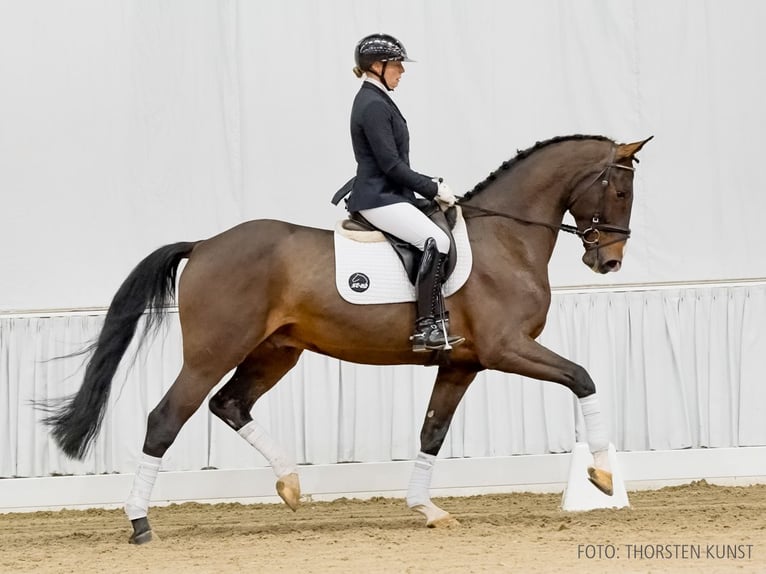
[3,284,765,478]
[2,1,766,478]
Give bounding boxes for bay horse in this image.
[43,134,651,544]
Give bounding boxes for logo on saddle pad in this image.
[334,208,473,305]
[348,272,370,293]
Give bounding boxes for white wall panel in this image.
[3,283,765,478]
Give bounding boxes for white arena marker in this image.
[561,443,630,512]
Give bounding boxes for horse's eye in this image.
[616,190,627,199]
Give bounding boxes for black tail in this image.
[40,241,198,459]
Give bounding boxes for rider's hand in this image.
[433,178,457,207]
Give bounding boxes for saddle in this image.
[339,200,459,285]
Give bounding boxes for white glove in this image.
[432,178,457,207]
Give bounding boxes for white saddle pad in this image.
[334,208,473,304]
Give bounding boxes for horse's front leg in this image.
[482,336,614,496]
[407,365,477,527]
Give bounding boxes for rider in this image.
[345,33,464,352]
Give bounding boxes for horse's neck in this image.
[468,143,605,227]
[467,165,567,240]
[463,145,603,269]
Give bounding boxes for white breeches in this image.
[359,202,450,253]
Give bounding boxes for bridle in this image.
[458,146,635,251]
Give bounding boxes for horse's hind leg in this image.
[407,365,477,527]
[124,363,227,544]
[209,341,303,511]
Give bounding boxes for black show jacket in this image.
[346,82,438,212]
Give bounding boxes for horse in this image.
[42,133,652,544]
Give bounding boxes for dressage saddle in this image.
[339,200,459,285]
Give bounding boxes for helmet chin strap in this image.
[369,61,392,91]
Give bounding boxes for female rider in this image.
[344,33,464,352]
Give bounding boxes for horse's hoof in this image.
[129,517,153,545]
[276,472,301,511]
[587,466,614,496]
[410,503,459,528]
[427,513,461,528]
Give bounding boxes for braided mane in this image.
[462,134,613,200]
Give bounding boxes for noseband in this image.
[460,146,634,250]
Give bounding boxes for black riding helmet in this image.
[354,33,414,90]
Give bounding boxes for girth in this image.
[341,201,459,285]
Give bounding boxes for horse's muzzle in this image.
[582,249,624,274]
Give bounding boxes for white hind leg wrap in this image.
[124,453,161,521]
[238,420,297,478]
[406,451,436,508]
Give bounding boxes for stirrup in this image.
[410,322,432,352]
[410,332,430,353]
[410,320,464,352]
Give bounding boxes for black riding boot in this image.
[410,238,465,352]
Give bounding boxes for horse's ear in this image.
[616,136,654,161]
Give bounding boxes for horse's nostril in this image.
[604,260,621,272]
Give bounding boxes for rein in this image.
[458,149,635,250]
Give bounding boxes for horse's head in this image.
[569,137,653,274]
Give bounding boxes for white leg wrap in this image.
[592,449,611,472]
[124,453,161,521]
[406,451,453,525]
[238,420,297,478]
[406,451,436,508]
[579,393,611,471]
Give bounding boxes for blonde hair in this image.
[352,66,364,78]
